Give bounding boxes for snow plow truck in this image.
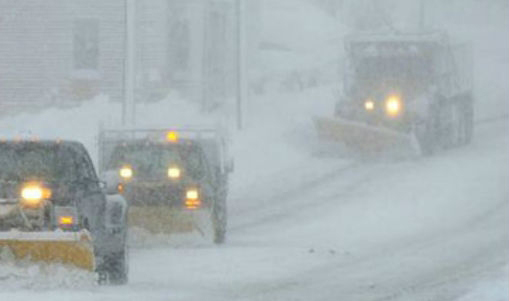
[315,32,474,156]
[98,127,233,244]
[0,140,129,284]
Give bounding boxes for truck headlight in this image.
[21,186,43,201]
[21,184,50,207]
[385,96,401,117]
[119,166,133,179]
[168,167,181,179]
[364,99,375,111]
[186,189,199,200]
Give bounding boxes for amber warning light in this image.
[166,131,179,143]
[59,216,74,225]
[185,189,201,210]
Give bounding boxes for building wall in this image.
[69,0,126,102]
[135,0,168,101]
[202,0,237,109]
[164,0,239,109]
[0,1,68,106]
[0,0,125,108]
[0,0,251,112]
[166,0,205,103]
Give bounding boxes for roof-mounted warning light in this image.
[166,131,179,143]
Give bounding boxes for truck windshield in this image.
[108,144,205,180]
[351,54,433,96]
[0,144,78,182]
[355,55,432,81]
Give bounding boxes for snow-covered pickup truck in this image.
[0,140,128,284]
[98,128,233,244]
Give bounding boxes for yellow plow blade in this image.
[128,206,195,234]
[314,116,420,156]
[0,231,95,271]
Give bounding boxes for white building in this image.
[0,0,256,113]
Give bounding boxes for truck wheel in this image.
[415,118,437,156]
[214,227,226,244]
[453,98,473,146]
[417,132,434,156]
[334,102,341,117]
[449,103,463,147]
[449,101,469,148]
[462,98,474,144]
[212,201,227,244]
[101,249,128,285]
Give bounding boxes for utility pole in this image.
[235,0,244,130]
[123,0,136,126]
[419,0,425,30]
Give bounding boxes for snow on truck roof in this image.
[0,139,85,148]
[99,127,225,142]
[345,32,452,58]
[98,128,229,170]
[345,32,448,45]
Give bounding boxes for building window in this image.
[73,19,99,70]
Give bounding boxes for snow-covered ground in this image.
[0,85,507,300]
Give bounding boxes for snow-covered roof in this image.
[345,31,448,45]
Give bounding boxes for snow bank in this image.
[0,92,219,168]
[0,260,95,290]
[229,86,349,204]
[255,0,343,93]
[260,0,339,60]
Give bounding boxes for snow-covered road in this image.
[2,115,507,300]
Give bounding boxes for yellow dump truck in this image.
[316,32,474,156]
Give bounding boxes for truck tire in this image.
[415,104,440,156]
[214,227,226,244]
[212,200,227,244]
[102,250,128,285]
[462,97,474,145]
[449,102,463,147]
[451,97,474,146]
[416,126,435,156]
[456,104,468,146]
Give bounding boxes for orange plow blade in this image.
[0,230,95,271]
[128,206,195,234]
[314,116,420,156]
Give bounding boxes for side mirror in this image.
[99,181,107,190]
[225,158,234,173]
[102,170,121,195]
